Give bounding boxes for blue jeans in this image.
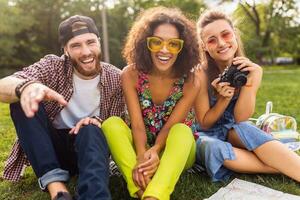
[10,102,111,200]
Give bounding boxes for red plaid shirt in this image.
[3,54,125,181]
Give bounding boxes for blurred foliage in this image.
[0,0,206,70]
[0,0,299,70]
[232,0,300,63]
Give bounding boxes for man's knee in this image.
[78,124,101,134]
[10,101,46,120]
[10,102,23,118]
[76,125,108,150]
[10,101,21,110]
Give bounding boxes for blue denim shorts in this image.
[195,121,274,182]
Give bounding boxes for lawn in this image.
[0,66,300,199]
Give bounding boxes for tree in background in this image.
[0,0,206,70]
[232,0,299,64]
[1,0,299,70]
[104,0,206,68]
[0,0,35,67]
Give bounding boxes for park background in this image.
[0,0,300,199]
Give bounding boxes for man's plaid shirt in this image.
[3,54,125,181]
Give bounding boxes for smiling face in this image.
[201,19,238,67]
[64,33,101,79]
[150,23,180,75]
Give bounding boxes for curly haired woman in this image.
[102,7,200,200]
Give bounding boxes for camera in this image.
[219,64,249,88]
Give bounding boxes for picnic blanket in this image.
[205,178,300,200]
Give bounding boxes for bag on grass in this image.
[250,101,299,142]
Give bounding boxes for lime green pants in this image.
[102,116,196,200]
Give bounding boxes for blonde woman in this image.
[194,10,300,182]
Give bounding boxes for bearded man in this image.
[0,15,124,200]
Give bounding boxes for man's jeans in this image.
[10,102,111,200]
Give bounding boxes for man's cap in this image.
[58,15,100,46]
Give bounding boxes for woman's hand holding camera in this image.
[212,78,235,99]
[233,57,262,85]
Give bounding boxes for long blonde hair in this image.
[197,10,245,86]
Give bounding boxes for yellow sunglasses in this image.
[147,36,184,54]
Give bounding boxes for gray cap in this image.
[58,15,99,46]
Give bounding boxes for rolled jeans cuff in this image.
[38,168,70,190]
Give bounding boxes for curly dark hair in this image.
[122,6,200,78]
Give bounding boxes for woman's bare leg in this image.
[223,147,278,173]
[223,129,278,173]
[254,140,300,182]
[227,129,300,181]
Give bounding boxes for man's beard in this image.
[70,53,101,77]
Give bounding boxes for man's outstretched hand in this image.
[20,82,67,117]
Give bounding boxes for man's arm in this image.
[0,55,63,103]
[0,76,26,103]
[0,76,67,117]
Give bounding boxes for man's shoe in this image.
[53,192,73,200]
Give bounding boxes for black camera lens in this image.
[232,73,247,87]
[219,64,249,88]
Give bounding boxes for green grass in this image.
[0,66,300,199]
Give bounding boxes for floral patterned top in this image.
[136,72,196,146]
